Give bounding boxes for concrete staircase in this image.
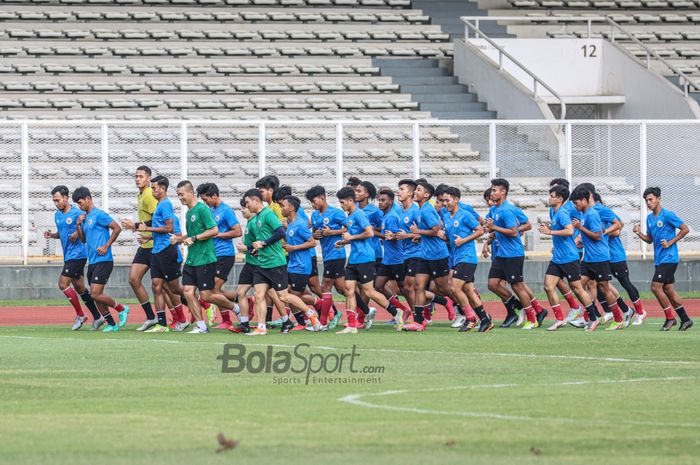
[412,0,511,40]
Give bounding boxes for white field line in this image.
[339,377,699,428]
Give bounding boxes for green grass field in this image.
[1,321,699,465]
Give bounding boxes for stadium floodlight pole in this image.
[258,122,266,177]
[412,121,420,178]
[21,122,29,265]
[336,122,343,191]
[180,122,189,262]
[489,122,497,180]
[640,121,648,260]
[565,122,573,185]
[101,123,109,213]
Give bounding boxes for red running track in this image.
[1,300,699,326]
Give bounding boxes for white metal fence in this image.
[1,119,699,264]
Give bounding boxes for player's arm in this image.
[321,226,346,237]
[409,222,440,237]
[455,225,485,247]
[572,218,600,241]
[44,229,60,239]
[142,218,173,235]
[217,224,242,240]
[96,220,121,255]
[539,223,574,237]
[75,215,86,243]
[343,225,374,242]
[485,220,518,238]
[603,218,623,236]
[664,223,689,248]
[253,226,285,250]
[286,236,316,252]
[518,221,532,233]
[193,225,219,242]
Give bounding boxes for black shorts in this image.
[488,256,525,284]
[238,263,256,286]
[61,259,86,279]
[546,260,581,282]
[405,257,421,277]
[581,261,612,282]
[151,244,182,281]
[652,263,678,284]
[311,255,319,277]
[215,255,235,282]
[416,257,450,279]
[182,262,216,291]
[132,246,152,266]
[452,262,477,283]
[345,262,376,284]
[323,258,346,280]
[288,272,310,293]
[610,261,629,281]
[377,262,406,283]
[87,261,114,285]
[253,265,288,291]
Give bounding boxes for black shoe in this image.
[661,318,677,331]
[280,320,295,334]
[679,319,694,331]
[500,313,518,328]
[478,318,494,333]
[458,320,477,332]
[233,322,251,334]
[536,309,548,327]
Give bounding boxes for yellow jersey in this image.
[137,186,158,249]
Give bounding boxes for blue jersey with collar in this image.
[210,202,239,257]
[311,205,347,261]
[346,208,375,265]
[492,204,524,258]
[594,204,626,263]
[54,206,87,261]
[647,208,684,265]
[417,201,449,260]
[579,207,609,263]
[361,202,384,261]
[399,203,421,259]
[296,207,316,257]
[83,207,114,264]
[286,215,312,274]
[152,198,180,262]
[381,208,403,265]
[550,206,579,264]
[551,200,582,242]
[444,208,480,265]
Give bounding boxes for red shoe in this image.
[403,322,426,332]
[445,297,455,321]
[356,323,367,330]
[168,320,177,330]
[214,321,235,331]
[292,324,307,331]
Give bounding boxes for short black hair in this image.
[244,188,263,202]
[574,182,596,194]
[490,178,509,194]
[415,180,435,198]
[445,186,461,199]
[570,188,591,203]
[378,188,394,201]
[358,181,377,201]
[398,179,417,191]
[415,178,427,184]
[176,180,193,192]
[305,185,326,202]
[434,183,449,197]
[136,165,152,177]
[151,175,169,190]
[336,187,356,201]
[549,185,569,202]
[196,182,219,197]
[255,175,279,190]
[483,188,492,201]
[550,178,569,189]
[272,185,292,203]
[283,195,301,211]
[51,185,69,197]
[593,192,602,204]
[239,197,247,208]
[71,186,91,202]
[346,176,362,188]
[643,187,661,198]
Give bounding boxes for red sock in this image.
[313,297,322,313]
[346,310,357,328]
[531,299,544,314]
[552,304,563,321]
[169,308,178,324]
[220,309,231,323]
[389,295,407,312]
[114,302,124,312]
[320,292,332,325]
[422,306,432,322]
[357,310,365,324]
[247,297,255,319]
[174,304,186,323]
[663,306,674,320]
[632,299,644,315]
[63,287,84,317]
[563,291,578,310]
[611,303,623,322]
[583,310,589,322]
[198,298,210,310]
[525,306,536,323]
[464,305,477,321]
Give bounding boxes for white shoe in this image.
[602,312,614,323]
[515,309,525,326]
[317,324,328,332]
[187,326,209,334]
[565,307,582,322]
[71,315,88,331]
[632,310,647,326]
[365,307,377,329]
[547,320,567,331]
[173,321,190,332]
[623,309,635,328]
[90,316,105,331]
[336,326,358,334]
[451,315,467,328]
[136,318,158,332]
[568,317,586,329]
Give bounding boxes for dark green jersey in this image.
[249,207,286,269]
[243,214,259,266]
[185,201,217,266]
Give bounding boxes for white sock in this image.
[197,320,207,331]
[240,315,249,323]
[258,323,267,331]
[281,315,289,322]
[232,303,240,315]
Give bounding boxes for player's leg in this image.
[252,281,271,335]
[129,261,155,323]
[71,275,102,325]
[543,272,566,331]
[90,263,128,330]
[337,277,359,334]
[597,275,624,330]
[463,280,492,332]
[149,277,170,331]
[182,284,204,331]
[407,268,431,330]
[58,272,85,325]
[451,275,475,331]
[556,278,582,322]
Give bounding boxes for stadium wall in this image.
[5,259,700,300]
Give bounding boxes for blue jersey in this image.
[54,206,87,261]
[152,199,181,263]
[399,203,421,259]
[552,200,582,243]
[361,202,384,262]
[381,208,403,265]
[579,207,609,263]
[444,208,480,265]
[391,202,403,216]
[550,206,579,264]
[460,201,481,221]
[417,202,449,260]
[83,207,114,264]
[492,204,524,258]
[594,204,625,263]
[211,202,239,257]
[647,208,684,265]
[296,207,316,258]
[346,208,375,265]
[311,205,347,261]
[486,206,498,262]
[286,215,312,275]
[439,207,455,267]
